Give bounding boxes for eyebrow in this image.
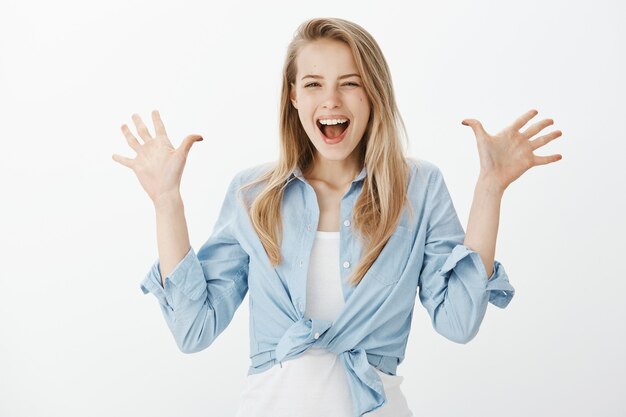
[301,73,362,81]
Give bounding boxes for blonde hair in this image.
[238,17,413,286]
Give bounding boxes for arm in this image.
[460,108,563,276]
[140,174,250,353]
[463,174,505,278]
[417,167,515,344]
[154,193,191,288]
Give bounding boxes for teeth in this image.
[319,118,348,125]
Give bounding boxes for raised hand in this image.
[461,109,563,192]
[112,110,203,206]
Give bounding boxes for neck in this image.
[303,153,362,190]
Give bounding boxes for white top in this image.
[234,231,414,417]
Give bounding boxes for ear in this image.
[289,83,298,109]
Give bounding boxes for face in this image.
[290,39,371,163]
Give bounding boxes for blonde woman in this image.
[113,17,562,417]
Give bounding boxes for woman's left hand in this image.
[461,109,563,193]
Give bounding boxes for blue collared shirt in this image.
[139,157,515,417]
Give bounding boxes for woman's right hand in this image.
[112,110,203,207]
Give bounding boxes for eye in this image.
[304,82,360,88]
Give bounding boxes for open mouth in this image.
[316,119,351,140]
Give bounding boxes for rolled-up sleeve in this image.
[139,173,250,353]
[417,166,515,344]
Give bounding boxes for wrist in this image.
[153,192,184,212]
[477,172,506,196]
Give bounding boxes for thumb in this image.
[461,119,487,137]
[178,134,204,155]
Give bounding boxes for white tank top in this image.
[234,231,414,417]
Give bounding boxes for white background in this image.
[1,0,624,416]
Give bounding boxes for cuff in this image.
[439,244,515,309]
[139,246,207,307]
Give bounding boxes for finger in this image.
[178,134,204,155]
[533,153,563,166]
[112,153,135,169]
[121,124,142,152]
[132,113,153,142]
[461,118,488,138]
[152,109,168,138]
[511,109,539,131]
[522,118,554,139]
[529,130,562,151]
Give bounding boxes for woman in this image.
[112,17,562,417]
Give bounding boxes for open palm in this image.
[462,109,563,192]
[112,110,203,205]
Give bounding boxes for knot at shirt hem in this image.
[248,316,392,417]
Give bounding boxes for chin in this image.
[314,151,353,161]
[313,140,362,161]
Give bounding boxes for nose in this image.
[321,86,342,109]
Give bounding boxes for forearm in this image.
[463,173,505,278]
[154,194,192,288]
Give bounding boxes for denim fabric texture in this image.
[140,157,515,417]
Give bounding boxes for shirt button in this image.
[299,260,303,267]
[307,224,311,231]
[343,261,350,268]
[314,332,320,339]
[343,219,351,227]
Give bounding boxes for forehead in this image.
[296,39,358,76]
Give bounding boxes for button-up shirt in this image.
[139,157,515,417]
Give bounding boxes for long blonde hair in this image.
[238,17,412,286]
